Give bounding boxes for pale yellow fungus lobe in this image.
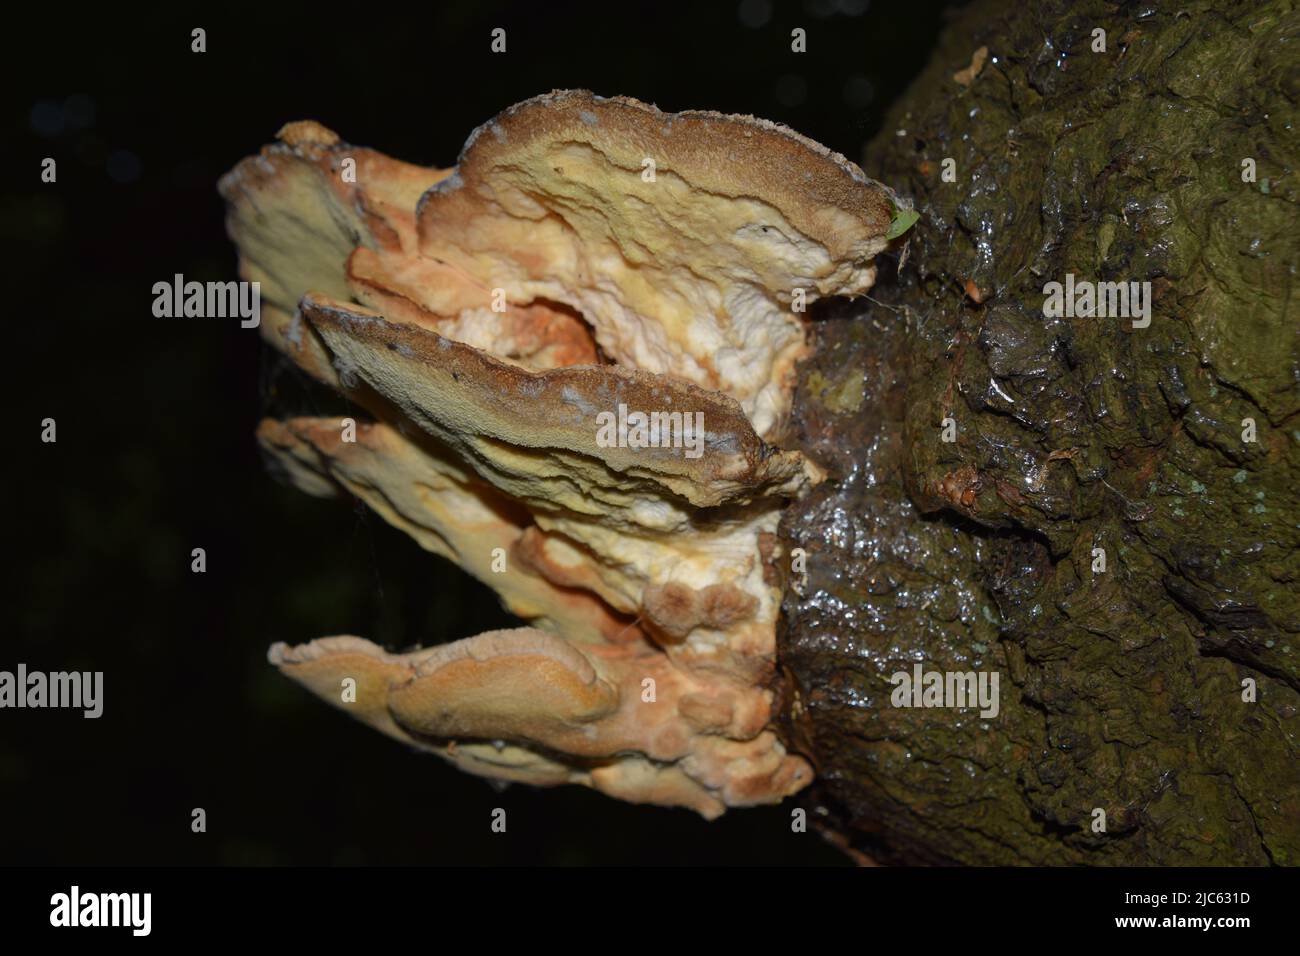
[221,90,899,815]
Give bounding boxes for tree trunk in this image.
[779,0,1298,865]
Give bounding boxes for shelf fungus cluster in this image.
[220,90,903,817]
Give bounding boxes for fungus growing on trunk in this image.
[220,90,905,816]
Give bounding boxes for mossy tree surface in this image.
[780,0,1297,865]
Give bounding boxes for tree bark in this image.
[779,0,1298,865]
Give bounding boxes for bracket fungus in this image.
[221,90,906,817]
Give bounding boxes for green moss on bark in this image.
[780,0,1298,865]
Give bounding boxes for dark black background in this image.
[7,0,957,865]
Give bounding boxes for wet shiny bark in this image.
[779,0,1298,865]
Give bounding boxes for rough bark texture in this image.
[779,0,1298,865]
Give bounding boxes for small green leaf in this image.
[886,208,920,240]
